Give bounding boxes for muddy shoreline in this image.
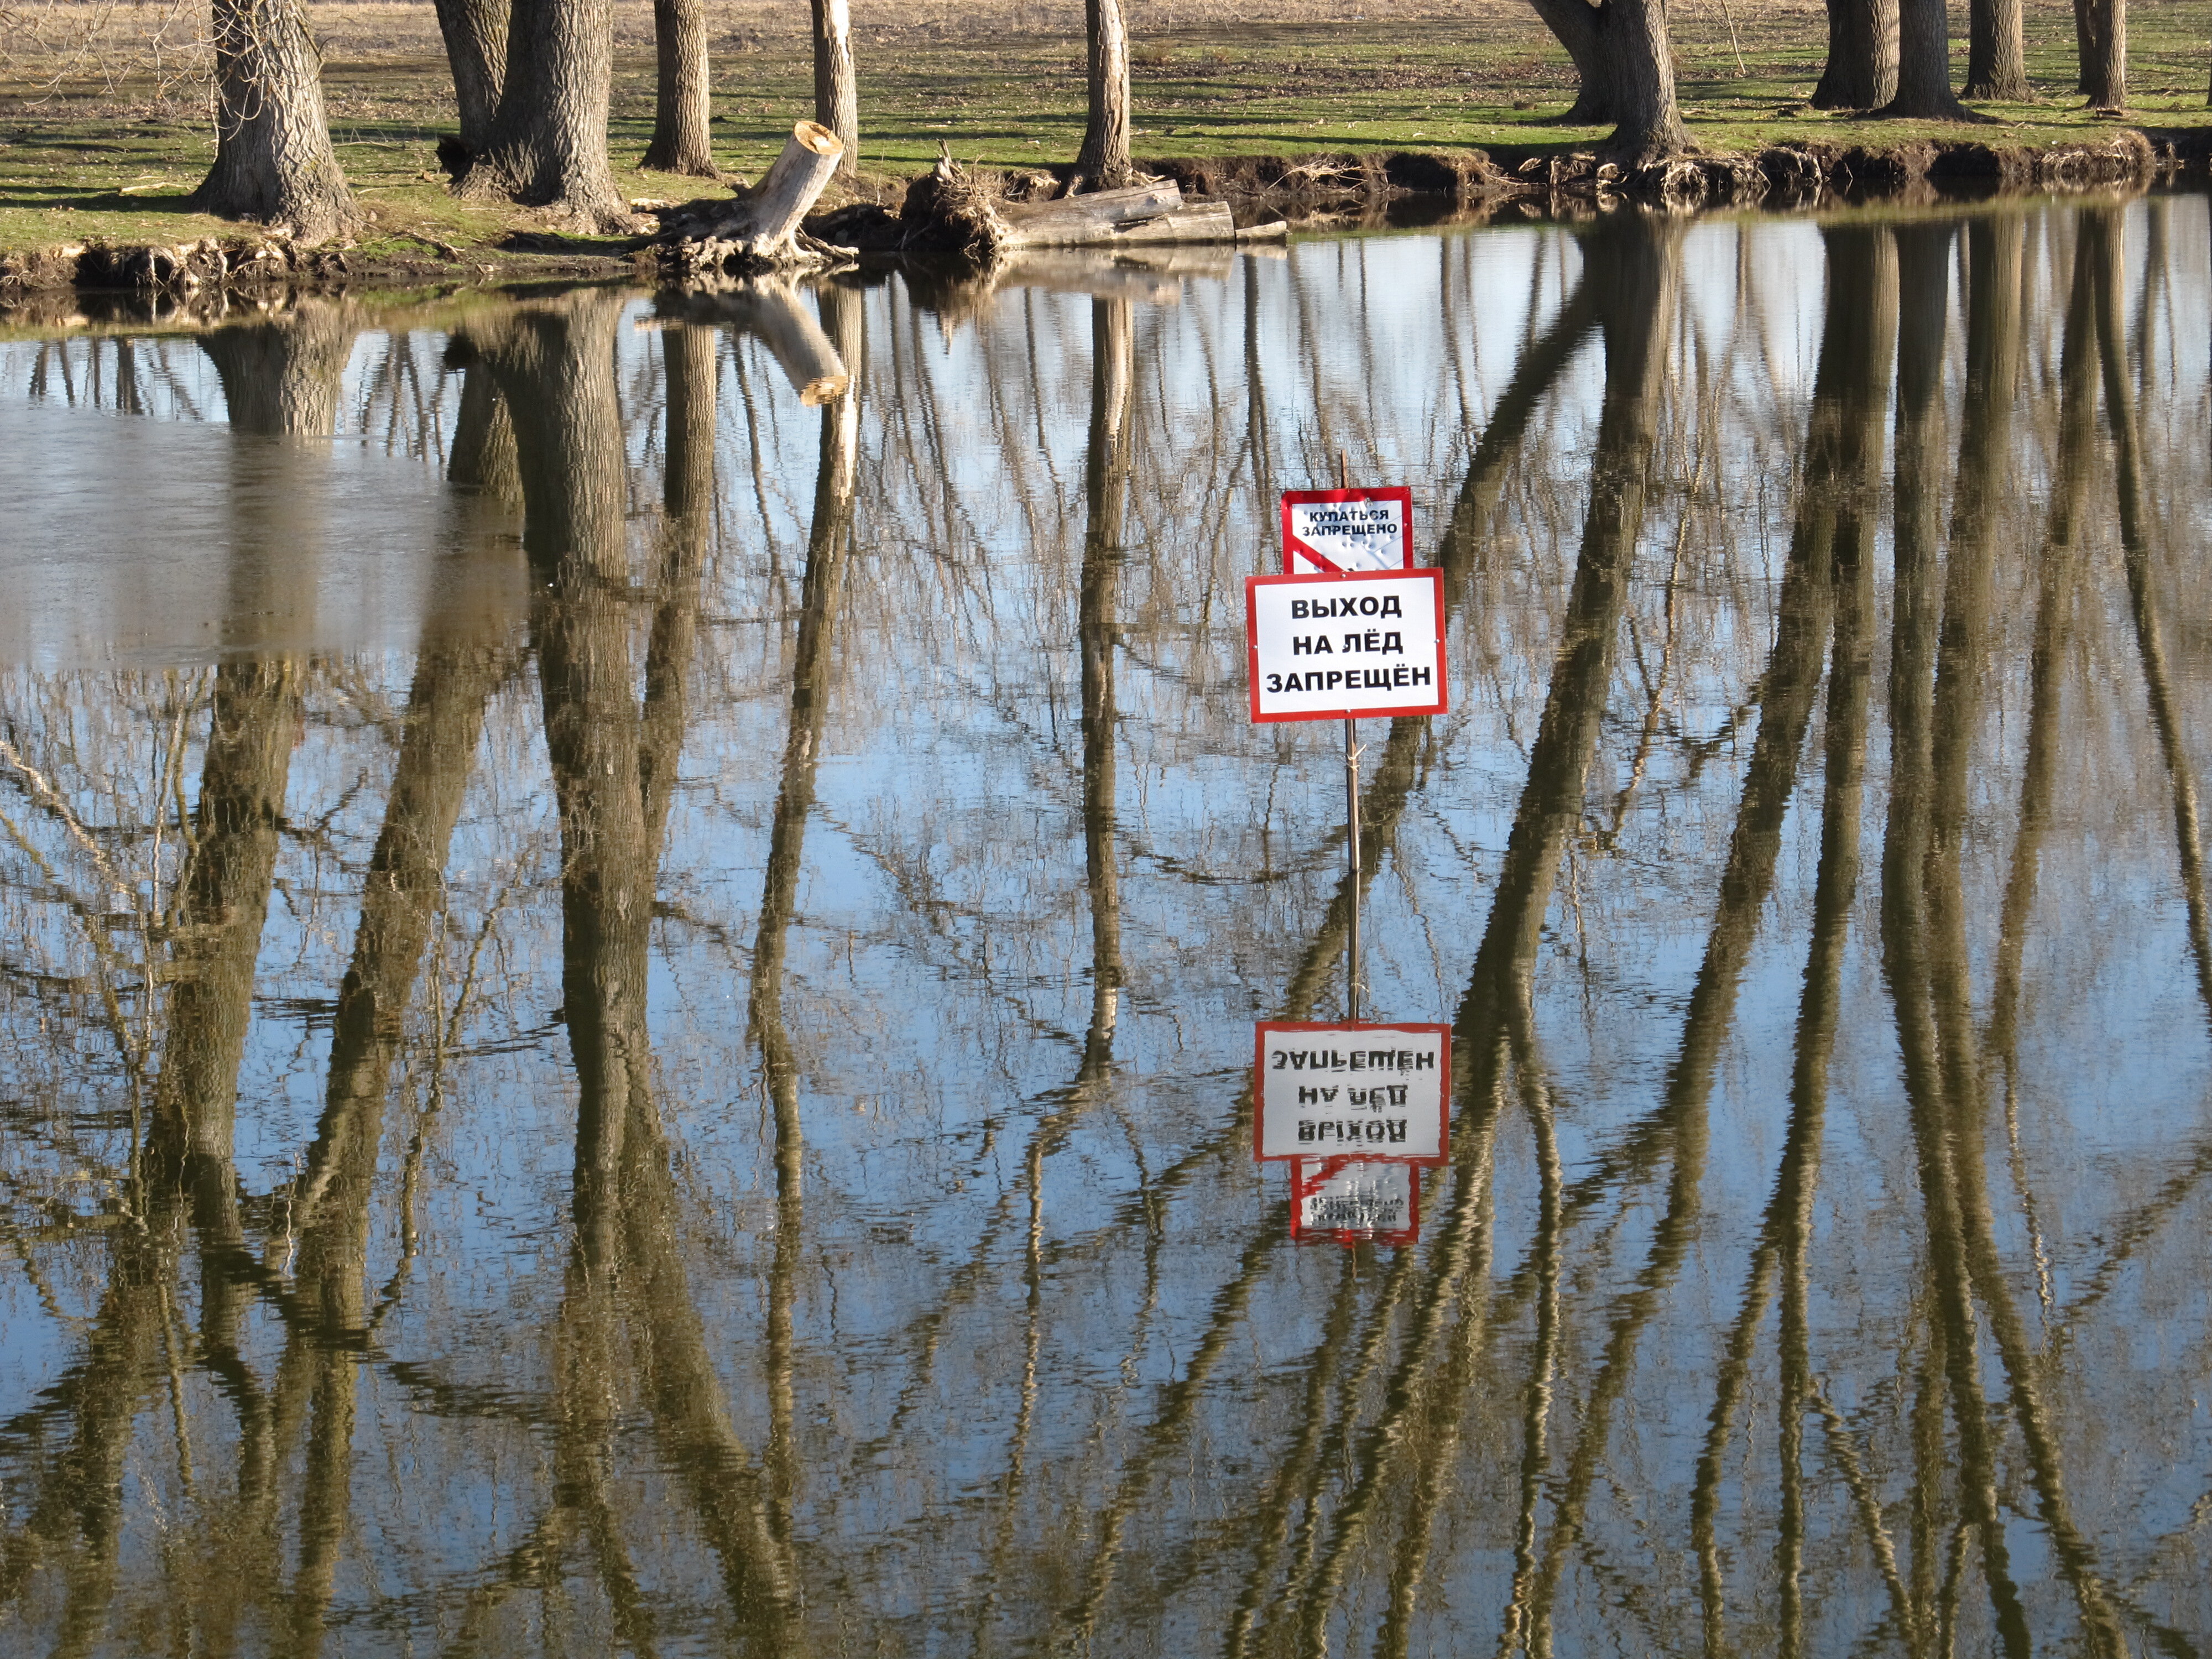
[2,127,2193,319]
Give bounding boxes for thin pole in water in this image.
[1336,447,1363,1026]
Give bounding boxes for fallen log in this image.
[660,121,854,277]
[996,179,1183,246]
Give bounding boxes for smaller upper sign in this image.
[1254,1020,1451,1164]
[1281,487,1413,575]
[1246,569,1447,723]
[1291,1157,1418,1248]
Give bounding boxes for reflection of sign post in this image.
[1245,570,1447,724]
[1280,486,1414,574]
[1254,1021,1450,1163]
[1291,1159,1417,1246]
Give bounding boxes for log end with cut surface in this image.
[658,122,851,276]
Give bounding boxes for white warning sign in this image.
[1245,569,1447,723]
[1253,1021,1451,1164]
[1280,487,1413,573]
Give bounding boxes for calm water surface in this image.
[1,196,2209,1656]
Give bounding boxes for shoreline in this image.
[1,126,2193,317]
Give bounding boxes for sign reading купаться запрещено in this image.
[1279,486,1414,573]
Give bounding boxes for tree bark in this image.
[813,0,858,179]
[1599,0,1688,162]
[2074,0,2125,109]
[192,0,359,243]
[1964,0,2030,98]
[1812,0,1899,109]
[1879,0,1969,118]
[1523,0,1687,160]
[644,0,717,176]
[1077,0,1133,187]
[1524,0,1615,121]
[461,0,631,229]
[432,0,508,155]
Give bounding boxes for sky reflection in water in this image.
[1,196,2210,1655]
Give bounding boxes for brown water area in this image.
[1,196,2210,1656]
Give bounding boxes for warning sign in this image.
[1291,1159,1418,1246]
[1253,1021,1451,1164]
[1246,569,1447,723]
[1281,487,1414,574]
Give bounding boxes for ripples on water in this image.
[1,196,2209,1655]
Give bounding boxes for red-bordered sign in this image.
[1281,486,1414,574]
[1253,1020,1452,1164]
[1289,1157,1420,1247]
[1246,568,1447,724]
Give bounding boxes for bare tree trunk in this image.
[1964,0,2029,98]
[1077,0,1133,187]
[812,0,858,179]
[644,0,717,176]
[192,0,358,243]
[1812,0,1900,108]
[461,0,631,229]
[2074,0,2125,108]
[1525,0,1616,121]
[1880,0,1969,117]
[432,0,508,155]
[1599,0,1688,162]
[1524,0,1688,159]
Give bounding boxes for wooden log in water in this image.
[997,179,1183,247]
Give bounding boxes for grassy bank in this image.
[4,0,2211,269]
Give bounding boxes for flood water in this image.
[2,196,2210,1656]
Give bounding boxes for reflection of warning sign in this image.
[1254,1021,1451,1163]
[1291,1159,1418,1246]
[1281,487,1413,574]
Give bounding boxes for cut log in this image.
[1097,200,1237,245]
[998,179,1181,241]
[660,121,847,274]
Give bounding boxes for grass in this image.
[4,0,2210,265]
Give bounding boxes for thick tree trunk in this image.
[1525,0,1615,121]
[1812,0,1900,109]
[1524,0,1687,158]
[432,0,508,154]
[192,0,358,243]
[461,0,631,229]
[1880,0,1969,117]
[1964,0,2030,98]
[813,0,859,179]
[1599,0,1688,163]
[644,0,717,176]
[1077,0,1133,187]
[2074,0,2125,109]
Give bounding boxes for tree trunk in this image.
[1524,0,1615,122]
[461,0,631,230]
[1812,0,1900,109]
[1078,0,1133,187]
[813,0,859,179]
[1879,0,1969,117]
[1598,0,1689,163]
[1964,0,2030,98]
[2074,0,2125,109]
[644,0,716,176]
[192,0,358,243]
[432,0,508,155]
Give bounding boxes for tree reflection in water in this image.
[2,198,2211,1656]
